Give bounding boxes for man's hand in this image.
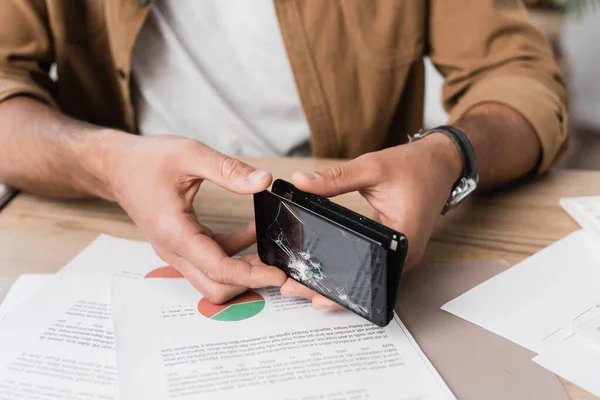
[280,134,462,309]
[0,98,286,304]
[279,103,542,310]
[105,134,287,303]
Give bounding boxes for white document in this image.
[534,334,600,397]
[0,278,119,399]
[560,196,600,241]
[559,301,600,347]
[0,233,164,324]
[57,234,166,281]
[112,279,456,400]
[0,235,168,399]
[442,230,600,353]
[531,300,600,397]
[0,274,54,324]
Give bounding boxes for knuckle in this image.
[337,166,352,190]
[357,153,384,180]
[151,244,171,263]
[203,266,225,284]
[322,165,346,190]
[153,220,186,254]
[219,157,248,181]
[178,137,203,151]
[323,164,344,179]
[167,138,197,159]
[203,288,230,305]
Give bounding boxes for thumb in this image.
[186,146,272,194]
[292,157,377,197]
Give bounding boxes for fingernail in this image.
[299,172,319,180]
[247,169,268,185]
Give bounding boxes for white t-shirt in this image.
[131,0,311,156]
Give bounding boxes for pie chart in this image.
[144,266,184,278]
[197,291,265,322]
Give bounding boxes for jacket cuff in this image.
[0,76,59,110]
[447,75,568,174]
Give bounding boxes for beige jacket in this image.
[0,0,567,171]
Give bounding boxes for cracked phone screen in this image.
[255,191,387,321]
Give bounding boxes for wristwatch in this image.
[408,125,479,214]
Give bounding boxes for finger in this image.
[240,254,274,270]
[184,144,272,194]
[174,224,287,288]
[181,234,287,287]
[291,155,378,197]
[280,278,318,299]
[162,213,286,288]
[212,221,256,256]
[161,249,247,304]
[244,245,341,311]
[280,279,343,310]
[312,295,344,310]
[240,253,262,265]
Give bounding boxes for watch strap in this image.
[409,125,479,214]
[432,125,476,180]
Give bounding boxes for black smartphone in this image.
[253,179,408,327]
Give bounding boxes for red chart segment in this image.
[197,291,265,321]
[144,266,184,279]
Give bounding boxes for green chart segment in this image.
[197,291,265,321]
[212,301,265,321]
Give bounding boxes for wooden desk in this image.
[0,157,598,399]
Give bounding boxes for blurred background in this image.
[424,0,600,170]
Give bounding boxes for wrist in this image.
[76,128,134,202]
[412,132,463,189]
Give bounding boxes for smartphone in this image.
[253,179,408,327]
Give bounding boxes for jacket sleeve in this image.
[0,0,58,108]
[428,0,568,173]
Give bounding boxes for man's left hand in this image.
[279,133,463,309]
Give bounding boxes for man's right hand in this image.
[0,97,315,307]
[103,133,287,303]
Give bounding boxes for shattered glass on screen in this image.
[259,197,387,320]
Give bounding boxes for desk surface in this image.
[0,157,598,399]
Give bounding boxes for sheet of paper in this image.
[0,274,54,324]
[560,196,600,241]
[111,278,456,400]
[529,299,600,396]
[441,230,600,353]
[0,233,163,324]
[396,262,568,400]
[57,234,166,281]
[553,300,600,348]
[0,235,167,399]
[0,278,119,399]
[534,334,600,397]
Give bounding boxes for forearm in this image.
[0,96,121,200]
[453,102,541,190]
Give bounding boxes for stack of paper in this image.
[0,235,456,399]
[443,229,600,396]
[560,196,600,241]
[0,274,54,325]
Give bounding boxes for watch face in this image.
[444,177,478,214]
